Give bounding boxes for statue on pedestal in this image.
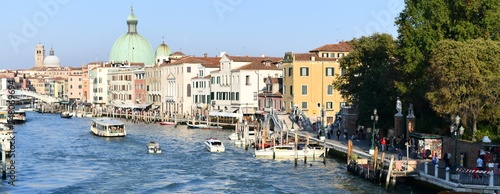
[396,97,402,115]
[408,102,414,116]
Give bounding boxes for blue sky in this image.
[0,0,405,70]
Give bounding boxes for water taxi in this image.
[13,110,27,124]
[90,118,126,137]
[254,144,324,159]
[204,138,225,152]
[147,141,162,154]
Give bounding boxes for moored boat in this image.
[147,141,162,154]
[90,118,126,137]
[158,121,175,125]
[204,138,225,152]
[188,124,222,130]
[254,144,324,159]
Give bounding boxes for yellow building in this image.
[282,42,351,125]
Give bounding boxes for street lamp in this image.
[369,109,378,155]
[291,101,294,131]
[450,115,464,173]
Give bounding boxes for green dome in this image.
[109,6,154,66]
[109,33,154,66]
[155,41,171,57]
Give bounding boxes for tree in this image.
[333,33,398,129]
[427,39,500,141]
[395,0,500,132]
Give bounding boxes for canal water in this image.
[3,111,432,193]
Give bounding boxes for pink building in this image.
[133,69,146,104]
[258,76,284,112]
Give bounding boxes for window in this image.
[199,70,204,77]
[283,85,286,95]
[301,85,307,95]
[341,67,347,76]
[236,92,239,100]
[302,102,308,110]
[330,53,335,58]
[327,85,333,95]
[246,75,250,85]
[322,53,328,57]
[338,53,344,58]
[326,102,333,110]
[254,92,257,101]
[217,76,220,84]
[186,66,191,73]
[283,68,286,77]
[326,67,334,76]
[187,84,191,97]
[288,68,293,77]
[289,85,293,95]
[300,67,309,76]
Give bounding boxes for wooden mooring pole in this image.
[385,155,395,189]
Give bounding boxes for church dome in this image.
[155,41,171,58]
[109,6,154,66]
[43,48,61,67]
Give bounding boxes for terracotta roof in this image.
[309,41,352,52]
[226,56,282,71]
[292,53,338,61]
[169,56,221,68]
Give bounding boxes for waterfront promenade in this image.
[277,113,500,193]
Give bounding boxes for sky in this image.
[0,0,405,70]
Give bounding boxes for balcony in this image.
[165,96,175,103]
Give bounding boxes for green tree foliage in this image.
[395,0,500,133]
[427,39,500,141]
[333,33,398,129]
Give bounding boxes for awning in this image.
[152,105,160,110]
[225,107,239,113]
[209,110,242,118]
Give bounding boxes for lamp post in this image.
[450,115,464,173]
[369,109,378,155]
[291,101,294,131]
[320,107,325,140]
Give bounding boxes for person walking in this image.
[477,155,484,170]
[381,138,386,152]
[336,129,341,140]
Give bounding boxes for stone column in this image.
[394,112,404,139]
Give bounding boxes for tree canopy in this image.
[427,39,500,140]
[394,0,500,133]
[333,33,398,129]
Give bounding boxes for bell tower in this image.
[35,43,45,67]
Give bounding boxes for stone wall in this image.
[441,136,482,169]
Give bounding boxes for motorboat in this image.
[12,110,27,124]
[60,111,73,118]
[188,124,222,130]
[158,121,175,126]
[90,118,126,137]
[147,141,162,154]
[254,144,324,159]
[204,138,225,152]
